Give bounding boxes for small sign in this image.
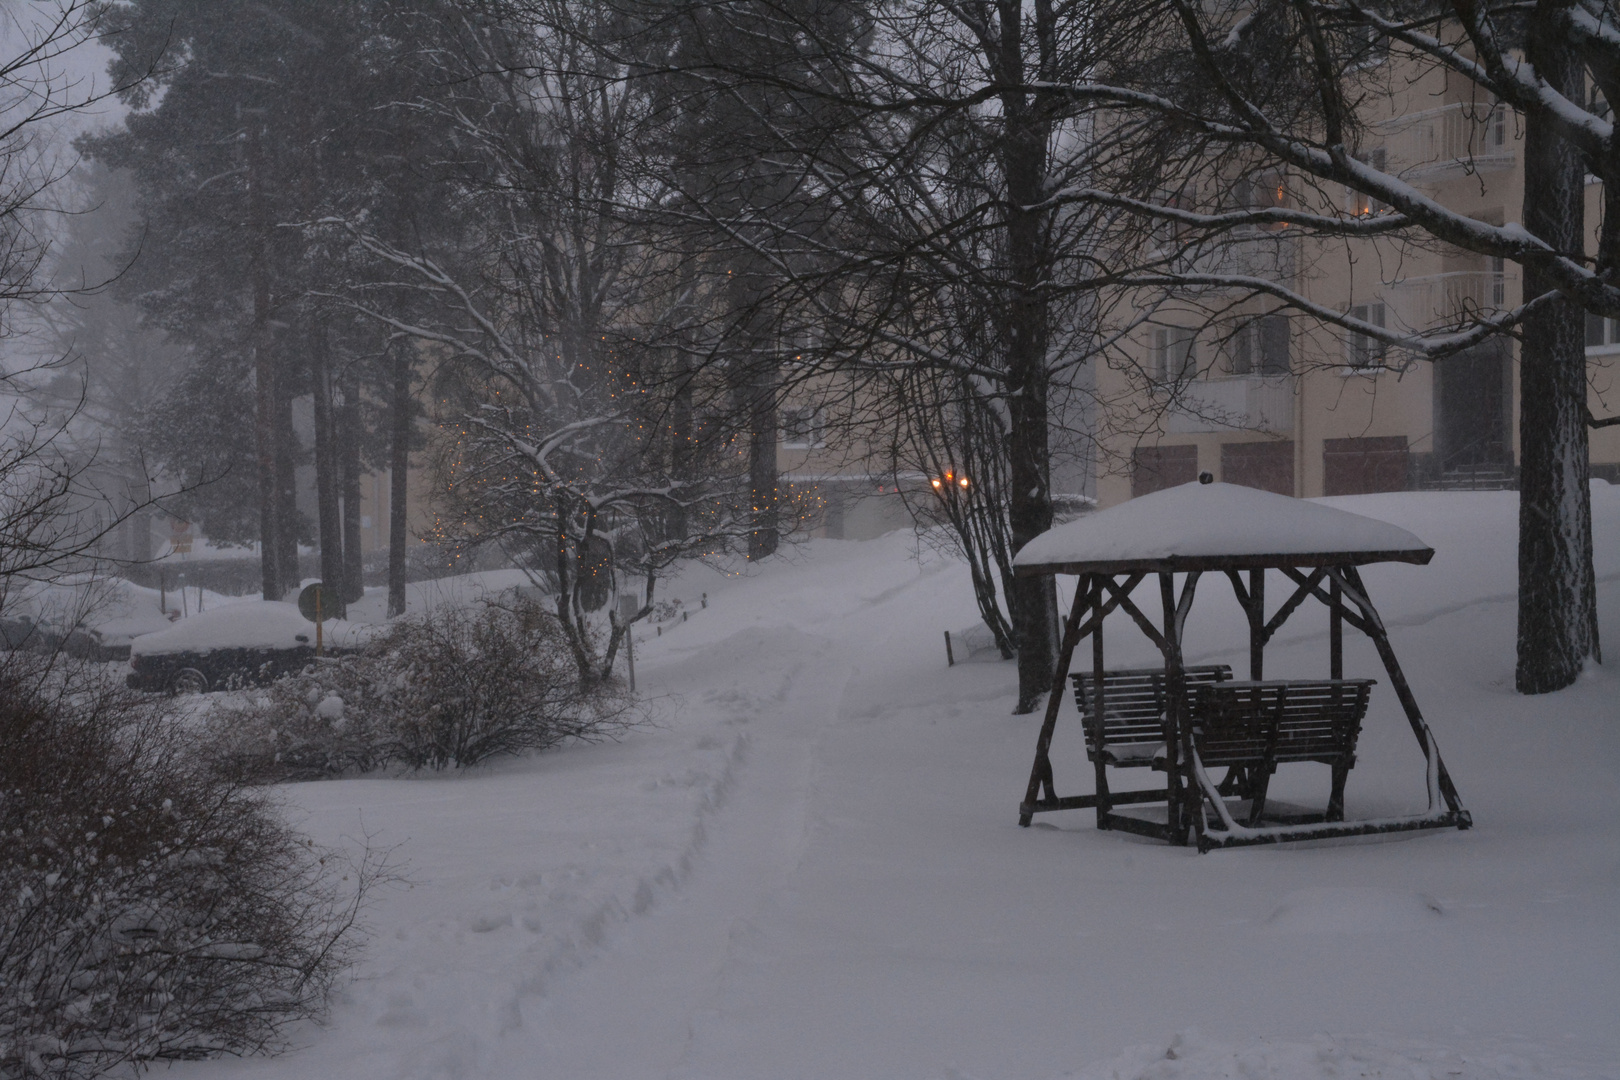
[170,519,193,555]
[297,582,334,623]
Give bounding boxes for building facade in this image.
[1094,63,1620,508]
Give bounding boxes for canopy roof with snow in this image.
[1012,481,1433,576]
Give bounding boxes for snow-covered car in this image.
[1,612,126,661]
[1,576,190,662]
[125,601,376,694]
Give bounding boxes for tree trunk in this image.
[248,120,280,601]
[999,18,1058,713]
[341,363,365,604]
[273,357,301,598]
[747,359,779,560]
[669,343,694,540]
[1517,16,1597,692]
[310,323,346,618]
[388,344,411,618]
[728,269,780,561]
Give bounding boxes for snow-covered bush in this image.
[208,659,392,781]
[0,661,376,1079]
[215,598,632,778]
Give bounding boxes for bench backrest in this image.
[1072,665,1233,752]
[1191,679,1374,767]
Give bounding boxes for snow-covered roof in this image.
[1012,481,1433,576]
[130,601,377,656]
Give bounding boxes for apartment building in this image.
[1094,64,1620,508]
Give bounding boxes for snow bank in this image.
[3,574,249,647]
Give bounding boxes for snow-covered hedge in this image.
[213,598,633,778]
[0,661,376,1079]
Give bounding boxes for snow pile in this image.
[1014,481,1431,569]
[2,574,247,647]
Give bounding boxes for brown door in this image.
[1132,444,1198,496]
[1220,440,1294,495]
[1323,436,1409,495]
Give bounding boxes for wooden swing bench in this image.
[1190,678,1374,828]
[1016,665,1235,826]
[1059,667,1373,833]
[1072,664,1232,768]
[1011,480,1471,850]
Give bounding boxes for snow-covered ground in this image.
[161,489,1619,1080]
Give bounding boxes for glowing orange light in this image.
[959,477,969,488]
[931,478,942,489]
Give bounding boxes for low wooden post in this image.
[944,630,955,666]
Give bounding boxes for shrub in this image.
[214,598,632,779]
[0,660,379,1079]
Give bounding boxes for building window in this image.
[1485,101,1508,150]
[783,324,821,369]
[1353,21,1389,67]
[1151,326,1198,382]
[1231,315,1291,376]
[781,406,824,449]
[1351,148,1388,215]
[1346,302,1388,369]
[1235,169,1287,230]
[1586,312,1620,349]
[1236,171,1285,210]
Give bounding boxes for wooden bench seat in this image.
[1071,665,1233,768]
[1190,678,1374,825]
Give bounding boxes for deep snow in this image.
[160,489,1618,1080]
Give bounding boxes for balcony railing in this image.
[1165,376,1295,435]
[1182,232,1299,283]
[1388,270,1512,331]
[1378,101,1514,179]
